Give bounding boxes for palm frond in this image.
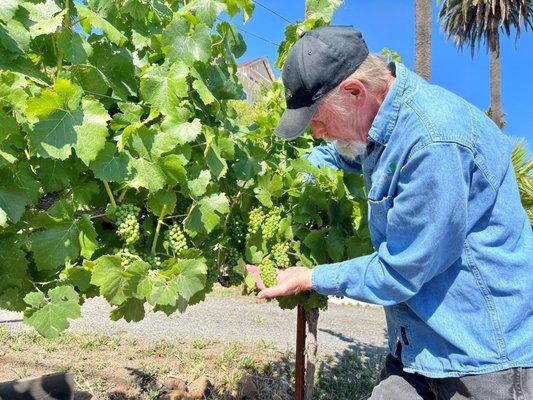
[438,0,533,56]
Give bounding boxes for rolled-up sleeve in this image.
[311,142,473,305]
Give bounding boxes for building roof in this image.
[237,57,276,83]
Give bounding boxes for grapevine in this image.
[0,0,361,338]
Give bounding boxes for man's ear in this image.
[340,79,366,106]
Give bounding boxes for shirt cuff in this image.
[311,263,340,296]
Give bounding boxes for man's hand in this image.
[245,264,314,299]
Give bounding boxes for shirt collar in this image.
[368,62,410,146]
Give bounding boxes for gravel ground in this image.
[0,294,388,356]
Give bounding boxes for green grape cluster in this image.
[228,217,246,247]
[259,258,278,287]
[144,253,162,269]
[117,247,138,268]
[165,223,188,255]
[115,204,141,245]
[225,248,244,286]
[248,206,266,235]
[205,263,220,291]
[263,206,281,240]
[272,242,290,268]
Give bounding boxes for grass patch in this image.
[0,327,384,399]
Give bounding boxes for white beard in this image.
[333,139,367,160]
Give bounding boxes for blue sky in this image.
[228,0,533,150]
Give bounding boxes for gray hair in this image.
[319,53,391,118]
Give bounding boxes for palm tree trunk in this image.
[415,0,432,80]
[489,44,503,128]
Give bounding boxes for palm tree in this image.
[438,0,533,128]
[511,139,533,224]
[415,0,433,80]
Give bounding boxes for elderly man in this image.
[246,26,533,399]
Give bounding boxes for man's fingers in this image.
[257,284,289,299]
[246,264,266,290]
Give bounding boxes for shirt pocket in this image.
[367,195,393,245]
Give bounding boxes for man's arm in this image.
[305,141,362,173]
[310,142,472,305]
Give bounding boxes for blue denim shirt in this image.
[309,62,533,378]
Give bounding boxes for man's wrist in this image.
[301,267,314,291]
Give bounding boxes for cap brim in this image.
[275,102,319,140]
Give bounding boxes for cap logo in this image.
[285,87,292,100]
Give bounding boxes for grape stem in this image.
[151,204,167,255]
[117,187,128,203]
[103,181,116,207]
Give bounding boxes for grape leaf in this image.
[0,19,30,54]
[163,258,207,301]
[0,0,19,22]
[147,189,176,217]
[137,273,179,306]
[139,62,188,116]
[188,169,211,198]
[217,21,246,58]
[77,215,99,260]
[30,221,80,270]
[0,287,27,311]
[205,142,228,179]
[162,19,211,65]
[326,227,345,262]
[91,256,148,305]
[28,9,66,37]
[160,118,202,145]
[191,0,226,26]
[0,237,28,292]
[73,98,110,165]
[90,142,131,182]
[110,298,145,322]
[23,285,81,338]
[57,30,91,64]
[75,3,126,45]
[129,156,167,193]
[161,154,187,186]
[184,193,229,234]
[0,186,30,227]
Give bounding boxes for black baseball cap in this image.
[275,26,369,139]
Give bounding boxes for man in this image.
[246,26,533,399]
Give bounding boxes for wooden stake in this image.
[304,308,319,399]
[295,305,306,400]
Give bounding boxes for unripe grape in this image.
[248,206,266,235]
[115,204,141,245]
[225,247,244,286]
[116,246,138,268]
[272,242,290,268]
[165,223,188,256]
[259,258,277,287]
[143,253,162,269]
[228,217,246,247]
[263,206,281,241]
